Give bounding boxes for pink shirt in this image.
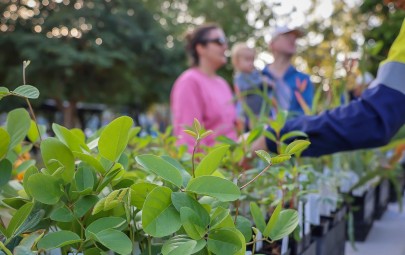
[170,67,237,149]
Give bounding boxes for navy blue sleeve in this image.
[266,84,405,157]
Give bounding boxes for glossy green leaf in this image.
[255,150,272,165]
[195,145,229,177]
[73,152,105,174]
[246,126,263,144]
[130,182,158,209]
[75,166,95,193]
[136,154,183,188]
[13,209,44,237]
[210,207,235,230]
[41,137,75,183]
[280,131,308,143]
[99,116,133,162]
[0,159,12,187]
[161,155,191,187]
[74,195,99,217]
[1,197,27,210]
[268,209,299,241]
[27,174,63,205]
[263,202,282,237]
[171,192,210,227]
[27,120,44,143]
[6,202,33,238]
[207,228,246,255]
[235,216,253,242]
[6,108,31,150]
[186,176,240,202]
[250,202,266,233]
[162,237,197,255]
[142,186,181,237]
[85,217,126,238]
[37,230,81,250]
[12,85,39,99]
[284,140,311,155]
[50,206,74,222]
[180,207,207,240]
[0,128,10,159]
[52,123,90,153]
[271,154,291,164]
[92,229,132,255]
[162,236,206,255]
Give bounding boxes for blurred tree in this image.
[0,0,184,127]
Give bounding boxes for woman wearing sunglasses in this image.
[170,23,238,151]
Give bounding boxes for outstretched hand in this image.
[384,0,405,9]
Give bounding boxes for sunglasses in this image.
[201,37,228,46]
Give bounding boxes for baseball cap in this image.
[271,26,304,41]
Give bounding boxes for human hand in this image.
[384,0,405,9]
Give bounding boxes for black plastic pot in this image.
[374,179,390,220]
[314,219,346,255]
[350,186,376,242]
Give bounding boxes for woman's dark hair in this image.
[185,23,220,66]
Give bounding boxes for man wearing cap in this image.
[262,26,314,117]
[247,10,405,157]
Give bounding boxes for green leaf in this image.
[207,228,246,255]
[99,116,133,162]
[246,126,263,144]
[18,230,44,249]
[27,120,43,143]
[161,155,191,187]
[27,174,63,205]
[271,154,291,164]
[0,128,10,159]
[6,108,31,150]
[12,85,39,99]
[195,145,229,177]
[13,246,34,255]
[210,207,235,230]
[180,207,207,240]
[75,166,95,193]
[284,140,311,155]
[264,130,277,143]
[186,176,240,202]
[22,166,38,197]
[0,159,12,187]
[41,137,75,183]
[255,150,272,165]
[0,86,10,99]
[249,202,266,233]
[73,152,105,174]
[136,154,183,188]
[171,192,210,228]
[85,217,126,238]
[15,160,35,174]
[162,237,197,255]
[235,216,253,242]
[6,202,33,238]
[74,195,99,217]
[130,182,158,209]
[142,186,181,237]
[37,230,81,250]
[280,131,308,143]
[50,206,74,222]
[52,123,90,153]
[268,210,299,241]
[92,229,132,255]
[263,202,282,238]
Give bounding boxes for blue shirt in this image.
[262,65,314,116]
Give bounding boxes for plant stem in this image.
[25,98,42,141]
[0,242,13,255]
[191,139,200,178]
[240,164,272,190]
[233,199,240,224]
[148,236,152,255]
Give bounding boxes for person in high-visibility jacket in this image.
[250,15,405,157]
